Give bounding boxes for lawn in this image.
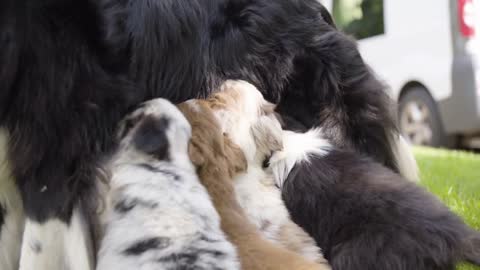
[413,147,480,270]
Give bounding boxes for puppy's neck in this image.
[111,147,194,174]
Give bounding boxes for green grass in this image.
[413,146,480,270]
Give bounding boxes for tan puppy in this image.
[178,100,329,270]
[205,80,327,264]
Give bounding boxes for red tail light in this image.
[459,0,476,38]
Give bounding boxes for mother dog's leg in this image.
[0,129,24,270]
[1,1,137,269]
[19,207,95,270]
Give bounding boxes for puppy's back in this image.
[98,99,239,270]
[178,100,329,270]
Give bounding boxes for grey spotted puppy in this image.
[97,98,240,270]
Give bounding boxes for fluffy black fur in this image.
[281,148,480,270]
[1,0,397,225]
[101,0,398,169]
[0,0,140,222]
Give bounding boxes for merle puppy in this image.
[1,0,399,264]
[97,98,239,270]
[268,127,480,270]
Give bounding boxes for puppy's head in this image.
[178,99,247,177]
[115,98,191,164]
[209,80,276,123]
[207,80,282,165]
[250,115,284,167]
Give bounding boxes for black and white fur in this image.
[0,0,402,234]
[268,128,480,270]
[0,128,95,270]
[97,98,239,270]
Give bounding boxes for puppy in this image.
[206,80,327,264]
[178,100,329,270]
[97,99,239,270]
[269,128,480,270]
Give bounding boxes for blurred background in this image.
[321,0,480,149]
[319,2,480,269]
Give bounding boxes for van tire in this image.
[398,87,453,147]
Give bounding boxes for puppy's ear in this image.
[223,135,248,176]
[251,115,283,154]
[188,141,205,167]
[133,116,170,160]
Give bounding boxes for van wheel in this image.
[398,87,451,147]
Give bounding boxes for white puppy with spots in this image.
[97,98,239,270]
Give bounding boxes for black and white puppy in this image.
[97,98,239,270]
[269,128,480,270]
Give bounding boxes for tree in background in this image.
[333,0,384,40]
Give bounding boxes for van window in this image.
[332,0,385,39]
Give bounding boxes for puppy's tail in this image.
[462,231,480,265]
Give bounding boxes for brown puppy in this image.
[205,80,327,264]
[178,100,329,270]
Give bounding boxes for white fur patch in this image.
[233,166,290,240]
[18,208,94,270]
[214,80,276,163]
[269,128,332,188]
[233,166,323,263]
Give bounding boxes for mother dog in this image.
[0,0,403,267]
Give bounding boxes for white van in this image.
[320,0,480,148]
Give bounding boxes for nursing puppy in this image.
[206,80,326,264]
[268,128,480,270]
[178,100,329,270]
[97,99,239,270]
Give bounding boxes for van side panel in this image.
[321,0,480,134]
[357,0,453,102]
[437,0,480,134]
